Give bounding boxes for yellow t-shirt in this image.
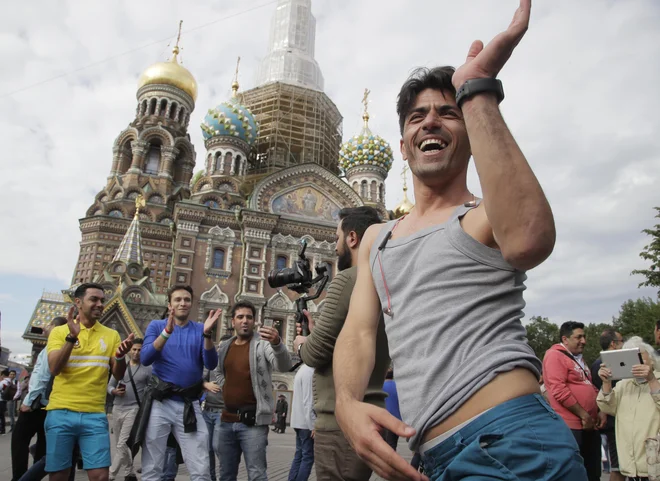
[47,322,121,413]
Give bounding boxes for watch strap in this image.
[65,334,77,344]
[455,78,504,108]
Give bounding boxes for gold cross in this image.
[401,165,409,189]
[234,57,241,84]
[362,88,371,115]
[175,20,183,50]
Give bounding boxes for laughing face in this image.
[400,88,471,185]
[77,288,105,322]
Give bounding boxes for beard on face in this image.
[337,244,352,272]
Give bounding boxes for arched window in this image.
[370,181,378,201]
[224,152,233,175]
[360,180,368,198]
[159,99,168,116]
[149,98,157,115]
[170,102,178,119]
[108,210,123,218]
[178,108,185,123]
[141,100,148,116]
[276,255,287,270]
[213,249,225,269]
[215,152,222,172]
[379,183,385,202]
[145,145,160,174]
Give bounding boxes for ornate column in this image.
[110,145,120,175]
[128,140,149,173]
[159,146,179,178]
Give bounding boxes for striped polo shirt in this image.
[47,322,121,413]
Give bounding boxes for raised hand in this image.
[166,308,175,333]
[66,305,80,338]
[116,333,135,358]
[632,363,655,382]
[452,0,531,90]
[258,325,281,346]
[598,364,612,383]
[204,309,223,335]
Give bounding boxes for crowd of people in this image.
[7,1,660,481]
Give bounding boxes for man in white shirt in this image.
[287,363,315,481]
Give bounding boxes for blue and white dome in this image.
[200,92,259,146]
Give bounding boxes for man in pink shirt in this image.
[543,321,601,481]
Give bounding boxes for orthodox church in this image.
[22,0,412,391]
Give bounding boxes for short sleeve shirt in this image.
[47,322,121,413]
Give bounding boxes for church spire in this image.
[113,195,145,265]
[256,0,324,91]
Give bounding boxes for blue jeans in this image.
[288,428,314,481]
[214,422,268,481]
[421,394,587,481]
[203,410,221,481]
[162,446,178,481]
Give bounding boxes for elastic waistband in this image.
[421,394,552,459]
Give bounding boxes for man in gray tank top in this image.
[333,2,587,480]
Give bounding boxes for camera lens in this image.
[267,268,302,288]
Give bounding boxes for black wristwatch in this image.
[65,334,78,344]
[455,78,504,108]
[202,331,212,339]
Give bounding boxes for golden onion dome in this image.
[137,45,198,101]
[393,189,414,217]
[393,165,414,218]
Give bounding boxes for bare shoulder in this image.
[362,223,387,249]
[460,202,498,249]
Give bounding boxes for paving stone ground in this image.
[0,414,609,480]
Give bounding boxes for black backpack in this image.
[2,380,17,401]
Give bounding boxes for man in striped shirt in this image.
[46,283,134,481]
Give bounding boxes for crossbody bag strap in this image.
[558,349,591,381]
[128,365,141,409]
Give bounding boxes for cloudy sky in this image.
[1,0,659,358]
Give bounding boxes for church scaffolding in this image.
[240,82,343,176]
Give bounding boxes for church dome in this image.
[339,111,393,172]
[200,82,259,146]
[393,191,414,217]
[137,46,198,101]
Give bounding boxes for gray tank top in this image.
[369,203,541,450]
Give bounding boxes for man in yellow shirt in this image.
[46,283,134,481]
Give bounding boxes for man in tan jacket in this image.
[294,206,390,481]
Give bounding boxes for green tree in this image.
[613,297,660,346]
[631,207,660,294]
[582,323,614,367]
[525,316,559,361]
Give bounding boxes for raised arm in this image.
[334,224,423,481]
[141,320,166,366]
[48,307,79,376]
[454,0,555,271]
[299,271,355,369]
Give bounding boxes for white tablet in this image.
[600,348,644,380]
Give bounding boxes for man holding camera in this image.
[293,206,390,481]
[215,301,292,481]
[107,338,151,481]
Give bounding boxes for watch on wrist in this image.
[65,334,78,344]
[202,331,212,339]
[455,78,504,108]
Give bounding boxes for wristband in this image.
[115,355,125,362]
[455,78,504,108]
[65,335,78,344]
[164,326,174,335]
[202,331,212,339]
[161,329,171,339]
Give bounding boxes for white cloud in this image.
[1,0,659,329]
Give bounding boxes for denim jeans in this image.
[421,394,587,481]
[162,446,178,481]
[141,399,210,481]
[288,428,314,481]
[203,410,222,481]
[214,422,268,481]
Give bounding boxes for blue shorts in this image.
[44,409,111,472]
[420,394,587,481]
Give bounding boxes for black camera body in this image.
[267,242,315,294]
[266,240,329,339]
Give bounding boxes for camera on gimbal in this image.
[266,240,329,337]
